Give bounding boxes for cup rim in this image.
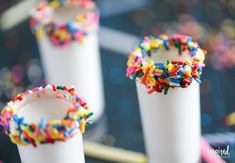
[0,84,93,147]
[30,0,99,46]
[126,34,206,95]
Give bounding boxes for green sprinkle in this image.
[57,85,63,90]
[164,88,169,95]
[87,121,93,125]
[137,72,144,77]
[85,112,93,119]
[167,60,170,65]
[178,44,182,55]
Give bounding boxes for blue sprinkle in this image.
[186,37,192,44]
[178,70,184,75]
[194,78,201,84]
[141,49,147,56]
[68,128,76,134]
[155,63,165,69]
[23,138,29,143]
[67,21,77,33]
[4,126,9,130]
[53,125,63,130]
[164,40,170,49]
[198,68,202,73]
[39,118,46,130]
[64,132,69,137]
[163,69,169,77]
[170,78,180,83]
[13,115,24,125]
[76,104,81,108]
[75,95,79,101]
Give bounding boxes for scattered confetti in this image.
[0,59,44,101]
[126,34,206,94]
[0,84,93,147]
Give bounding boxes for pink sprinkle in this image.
[34,128,41,137]
[5,111,11,118]
[74,31,83,41]
[24,90,30,95]
[32,88,39,92]
[173,34,189,40]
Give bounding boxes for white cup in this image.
[136,47,201,163]
[31,3,104,123]
[10,87,86,163]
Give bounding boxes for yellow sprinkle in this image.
[10,134,26,146]
[127,56,133,67]
[150,40,160,48]
[51,128,60,139]
[143,44,150,51]
[25,128,34,138]
[57,30,69,40]
[155,69,163,74]
[148,78,156,86]
[167,64,174,72]
[78,110,90,117]
[76,15,85,23]
[188,61,192,66]
[49,120,61,125]
[188,42,195,48]
[35,134,44,143]
[149,60,154,66]
[79,37,84,44]
[1,106,8,114]
[9,134,17,143]
[184,70,191,77]
[49,1,60,9]
[80,119,86,133]
[72,113,79,120]
[36,29,43,40]
[159,34,168,40]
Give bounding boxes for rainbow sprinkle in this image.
[126,34,206,94]
[30,0,99,46]
[0,84,93,147]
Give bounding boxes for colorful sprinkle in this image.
[126,34,206,94]
[0,84,92,147]
[30,0,99,46]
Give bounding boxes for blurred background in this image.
[0,0,234,162]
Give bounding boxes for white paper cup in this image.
[136,47,201,163]
[30,2,104,123]
[0,85,91,163]
[126,34,205,163]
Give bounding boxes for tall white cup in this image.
[136,47,201,163]
[31,2,104,122]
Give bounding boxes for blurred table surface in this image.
[0,0,234,163]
